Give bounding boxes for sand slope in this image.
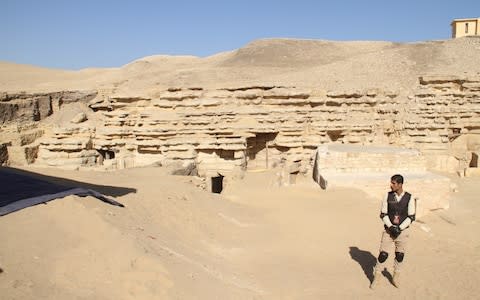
[1,167,479,299]
[1,37,479,95]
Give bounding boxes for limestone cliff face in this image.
[410,75,480,172]
[34,85,399,176]
[0,91,97,124]
[2,75,477,182]
[0,91,97,166]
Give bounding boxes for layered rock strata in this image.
[408,75,480,174]
[0,91,97,166]
[36,86,403,178]
[1,76,479,187]
[0,90,97,124]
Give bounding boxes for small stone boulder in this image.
[71,112,88,124]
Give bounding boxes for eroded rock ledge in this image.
[1,76,480,185]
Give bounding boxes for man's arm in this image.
[380,194,393,227]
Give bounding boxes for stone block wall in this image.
[314,144,427,173]
[312,144,451,216]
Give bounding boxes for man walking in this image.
[370,174,416,289]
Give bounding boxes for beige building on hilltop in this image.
[451,18,480,38]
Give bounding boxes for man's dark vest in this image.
[387,191,411,225]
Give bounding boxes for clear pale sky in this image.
[2,0,479,70]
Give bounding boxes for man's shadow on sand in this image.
[349,246,378,283]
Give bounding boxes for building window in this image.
[465,23,469,34]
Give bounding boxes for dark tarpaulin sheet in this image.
[0,168,124,216]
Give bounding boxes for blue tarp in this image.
[0,168,126,216]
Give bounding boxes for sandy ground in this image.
[1,166,479,299]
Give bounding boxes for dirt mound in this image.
[2,37,479,94]
[220,38,393,68]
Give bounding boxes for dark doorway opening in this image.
[212,175,224,193]
[470,152,478,168]
[289,171,299,185]
[99,149,115,160]
[246,132,278,170]
[327,130,343,142]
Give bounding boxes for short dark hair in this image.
[391,174,404,184]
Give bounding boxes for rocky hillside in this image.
[1,37,479,181]
[1,37,479,95]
